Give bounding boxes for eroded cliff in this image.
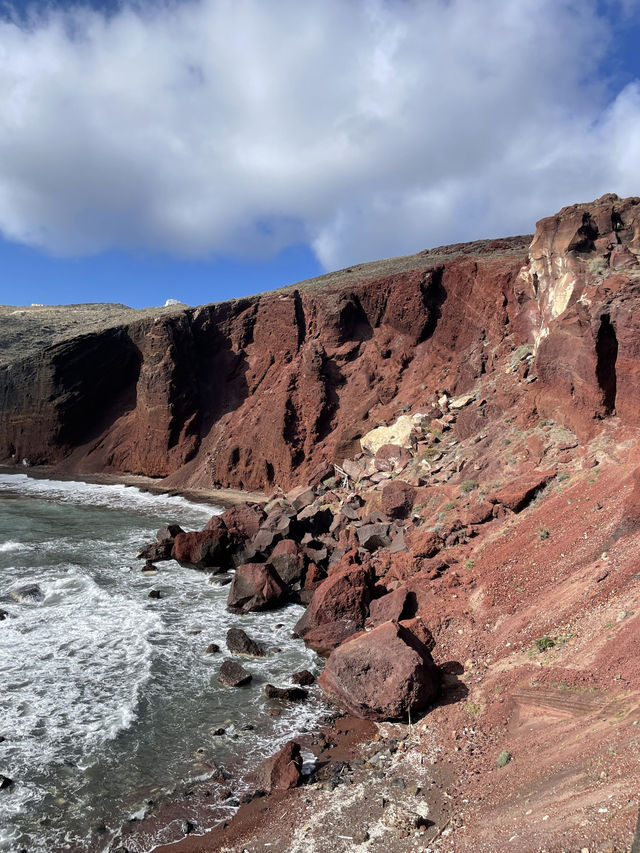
[1,194,639,492]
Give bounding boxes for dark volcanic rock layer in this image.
[1,193,639,491]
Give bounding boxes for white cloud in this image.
[0,0,638,269]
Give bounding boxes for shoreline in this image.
[0,463,267,510]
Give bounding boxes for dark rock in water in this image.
[291,669,315,686]
[227,563,290,613]
[204,643,220,654]
[140,561,158,575]
[10,584,44,603]
[137,523,185,562]
[0,609,8,620]
[148,589,161,599]
[252,740,302,791]
[0,775,14,790]
[226,627,265,657]
[218,659,252,687]
[264,684,308,702]
[212,727,226,736]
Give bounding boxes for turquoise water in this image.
[0,474,321,852]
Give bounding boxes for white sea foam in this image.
[0,473,221,525]
[0,541,24,553]
[0,571,162,774]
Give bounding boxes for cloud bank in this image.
[0,0,639,269]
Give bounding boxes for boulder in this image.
[291,669,315,686]
[488,469,557,513]
[226,627,266,657]
[294,554,373,653]
[172,527,229,570]
[374,444,412,473]
[356,522,391,551]
[137,523,186,561]
[405,529,442,559]
[204,643,220,654]
[360,415,416,455]
[369,588,413,627]
[0,609,8,621]
[218,502,265,543]
[252,741,302,792]
[318,620,440,720]
[269,539,304,585]
[217,659,252,687]
[227,563,290,614]
[264,684,308,701]
[381,480,416,519]
[286,485,316,512]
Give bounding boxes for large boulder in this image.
[294,553,373,654]
[375,443,412,473]
[368,587,413,627]
[318,620,440,720]
[381,480,416,519]
[172,522,229,570]
[269,539,304,585]
[252,741,302,792]
[227,563,290,614]
[217,502,265,542]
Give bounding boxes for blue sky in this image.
[0,0,639,309]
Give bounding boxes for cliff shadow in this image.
[52,329,143,449]
[596,313,618,416]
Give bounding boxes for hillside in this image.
[3,193,640,851]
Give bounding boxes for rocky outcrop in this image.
[514,194,640,437]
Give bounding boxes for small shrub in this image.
[460,480,478,493]
[535,636,556,653]
[465,701,481,719]
[558,471,569,482]
[538,527,550,541]
[442,501,456,511]
[497,750,512,768]
[464,558,475,569]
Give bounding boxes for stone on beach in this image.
[252,740,302,792]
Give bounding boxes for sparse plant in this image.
[535,636,556,653]
[464,558,475,569]
[465,701,481,719]
[497,750,512,768]
[558,471,569,482]
[460,480,478,493]
[442,501,456,511]
[538,527,550,541]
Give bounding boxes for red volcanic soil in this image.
[4,193,640,852]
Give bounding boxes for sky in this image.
[0,0,639,308]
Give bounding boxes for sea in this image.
[0,473,322,853]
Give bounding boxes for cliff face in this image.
[1,193,639,491]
